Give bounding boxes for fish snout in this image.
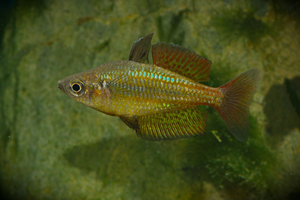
[57,80,65,92]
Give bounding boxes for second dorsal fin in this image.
[152,42,211,82]
[129,33,153,63]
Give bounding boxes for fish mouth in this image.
[57,80,64,92]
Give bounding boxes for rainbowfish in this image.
[58,33,260,142]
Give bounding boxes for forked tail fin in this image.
[216,69,261,142]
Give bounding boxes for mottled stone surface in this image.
[1,0,300,199]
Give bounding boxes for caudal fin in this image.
[216,69,261,142]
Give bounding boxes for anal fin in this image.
[136,106,207,141]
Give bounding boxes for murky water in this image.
[1,0,300,199]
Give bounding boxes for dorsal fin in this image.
[129,33,154,63]
[152,42,211,82]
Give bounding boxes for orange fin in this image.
[136,106,207,141]
[152,42,211,82]
[217,69,261,142]
[129,33,153,63]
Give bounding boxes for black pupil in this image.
[72,84,80,92]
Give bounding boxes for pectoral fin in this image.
[119,115,139,130]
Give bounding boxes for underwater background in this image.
[1,0,300,199]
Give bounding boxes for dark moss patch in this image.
[284,77,300,118]
[206,61,237,88]
[15,0,47,17]
[250,0,269,17]
[210,8,275,46]
[181,114,277,198]
[156,9,190,45]
[264,78,300,146]
[92,39,111,52]
[269,0,300,20]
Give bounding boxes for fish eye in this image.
[72,83,80,92]
[70,81,85,96]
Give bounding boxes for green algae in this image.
[284,77,300,119]
[156,9,190,45]
[264,80,300,147]
[210,8,275,46]
[269,0,300,20]
[206,116,275,189]
[179,104,277,197]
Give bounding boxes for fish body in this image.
[58,33,260,142]
[60,60,221,116]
